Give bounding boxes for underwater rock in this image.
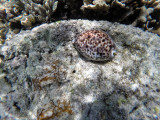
[0,20,160,120]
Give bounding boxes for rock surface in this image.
[0,20,160,120]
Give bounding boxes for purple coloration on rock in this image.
[73,30,116,61]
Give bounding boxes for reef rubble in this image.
[0,20,160,120]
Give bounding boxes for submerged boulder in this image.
[0,20,160,120]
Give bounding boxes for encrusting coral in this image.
[0,0,58,44]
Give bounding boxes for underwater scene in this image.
[0,0,160,120]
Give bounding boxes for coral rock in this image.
[0,20,160,120]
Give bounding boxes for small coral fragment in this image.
[37,100,73,120]
[32,59,66,89]
[81,0,110,11]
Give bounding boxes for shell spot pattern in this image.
[73,30,116,61]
